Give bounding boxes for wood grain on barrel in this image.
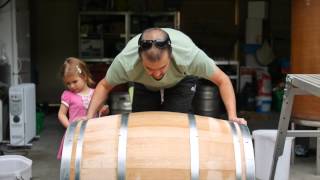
[292,0,320,121]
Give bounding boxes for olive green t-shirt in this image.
[105,28,217,91]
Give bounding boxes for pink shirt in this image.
[57,88,94,159]
[61,89,94,122]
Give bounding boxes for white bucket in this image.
[253,130,294,180]
[0,155,32,180]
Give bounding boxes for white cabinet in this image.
[9,83,36,146]
[78,11,180,62]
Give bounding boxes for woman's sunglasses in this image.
[138,38,171,51]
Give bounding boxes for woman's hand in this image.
[229,117,247,125]
[99,105,110,117]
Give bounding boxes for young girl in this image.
[57,57,108,159]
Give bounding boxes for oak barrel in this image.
[60,111,255,180]
[291,0,320,121]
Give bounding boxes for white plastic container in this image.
[252,130,293,180]
[0,155,32,180]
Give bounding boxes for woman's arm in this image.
[209,67,247,125]
[87,79,113,119]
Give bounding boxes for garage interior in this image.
[0,0,320,179]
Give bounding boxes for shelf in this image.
[78,11,180,59]
[229,75,238,80]
[215,60,239,65]
[80,11,178,16]
[82,58,113,64]
[120,34,137,38]
[80,11,129,16]
[214,59,239,93]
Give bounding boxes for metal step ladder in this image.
[270,74,320,180]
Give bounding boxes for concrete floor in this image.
[1,113,319,179]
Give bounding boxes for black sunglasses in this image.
[138,38,171,50]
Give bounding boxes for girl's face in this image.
[63,74,87,93]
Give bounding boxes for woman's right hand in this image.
[99,105,110,117]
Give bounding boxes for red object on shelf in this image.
[257,70,271,96]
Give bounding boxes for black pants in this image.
[132,76,198,113]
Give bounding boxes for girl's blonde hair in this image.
[60,57,95,88]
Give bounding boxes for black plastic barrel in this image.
[193,80,222,118]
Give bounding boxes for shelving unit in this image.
[78,11,239,93]
[78,11,180,61]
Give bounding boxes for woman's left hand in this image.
[229,117,247,125]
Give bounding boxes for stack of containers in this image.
[256,69,272,112]
[244,2,272,112]
[245,1,268,67]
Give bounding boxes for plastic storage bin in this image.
[0,155,32,180]
[252,130,294,180]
